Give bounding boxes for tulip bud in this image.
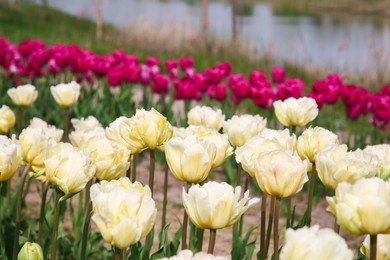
[182,181,259,229]
[364,144,390,180]
[199,133,233,168]
[273,97,319,127]
[223,114,267,147]
[0,105,16,134]
[296,126,338,163]
[280,225,353,260]
[45,142,96,194]
[28,118,63,142]
[165,135,216,183]
[90,178,157,249]
[50,81,81,108]
[187,106,225,131]
[106,108,173,153]
[0,136,22,181]
[254,150,309,198]
[7,84,38,107]
[18,127,59,174]
[18,242,44,260]
[236,136,288,178]
[327,177,390,235]
[160,249,229,260]
[316,144,377,190]
[80,134,130,181]
[69,116,103,147]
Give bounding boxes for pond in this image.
[40,0,390,73]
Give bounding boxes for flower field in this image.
[0,35,390,260]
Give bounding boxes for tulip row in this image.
[1,37,389,132]
[1,78,390,260]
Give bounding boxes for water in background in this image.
[40,0,390,73]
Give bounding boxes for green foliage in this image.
[231,225,257,260]
[150,224,182,259]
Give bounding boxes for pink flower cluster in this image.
[1,37,389,130]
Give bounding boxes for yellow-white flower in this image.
[80,134,130,181]
[259,128,297,150]
[0,136,22,181]
[105,116,143,154]
[106,108,173,153]
[361,234,390,259]
[327,177,390,235]
[280,225,353,260]
[187,105,225,131]
[316,144,377,190]
[50,81,81,108]
[199,133,233,168]
[18,242,44,260]
[7,84,38,107]
[364,144,390,180]
[130,108,173,150]
[28,117,63,142]
[273,97,319,127]
[45,142,96,194]
[223,114,267,147]
[165,135,216,183]
[90,177,157,249]
[18,127,59,173]
[160,249,228,260]
[69,116,103,147]
[296,126,339,163]
[173,125,217,139]
[254,150,309,197]
[0,105,16,134]
[236,136,288,178]
[182,181,259,229]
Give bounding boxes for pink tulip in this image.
[276,78,304,100]
[271,67,285,84]
[150,74,170,94]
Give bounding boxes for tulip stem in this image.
[370,234,377,260]
[207,229,216,254]
[236,163,242,187]
[115,247,123,260]
[197,228,204,252]
[264,195,275,258]
[64,108,70,142]
[149,149,155,197]
[306,165,317,227]
[182,183,190,250]
[286,197,292,228]
[18,106,24,136]
[84,179,93,210]
[12,164,30,260]
[50,188,62,260]
[131,154,137,183]
[161,161,169,230]
[334,217,340,234]
[238,174,250,236]
[80,201,93,260]
[273,198,280,260]
[37,182,50,246]
[260,193,268,260]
